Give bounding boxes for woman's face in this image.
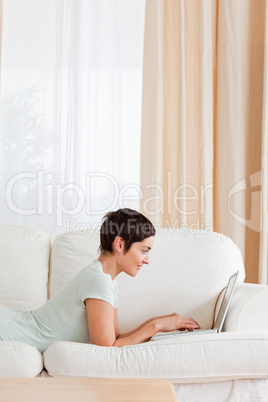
[120,236,155,277]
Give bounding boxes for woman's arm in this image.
[115,309,189,339]
[85,299,200,347]
[85,298,156,346]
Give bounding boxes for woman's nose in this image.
[143,255,149,264]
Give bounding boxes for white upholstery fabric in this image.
[222,283,268,332]
[43,332,268,382]
[0,342,43,377]
[50,229,245,332]
[49,231,100,297]
[0,225,50,310]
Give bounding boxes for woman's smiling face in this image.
[120,236,155,277]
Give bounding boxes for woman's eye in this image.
[142,250,148,253]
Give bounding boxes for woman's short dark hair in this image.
[99,208,155,254]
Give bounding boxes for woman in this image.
[0,208,199,352]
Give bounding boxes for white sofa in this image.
[1,225,268,401]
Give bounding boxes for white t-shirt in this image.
[0,259,119,353]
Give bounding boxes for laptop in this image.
[150,270,239,341]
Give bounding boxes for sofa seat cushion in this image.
[44,332,268,383]
[0,341,44,377]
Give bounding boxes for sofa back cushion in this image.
[118,230,245,332]
[49,231,100,297]
[50,229,245,332]
[0,225,50,310]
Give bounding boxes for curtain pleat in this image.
[259,0,268,284]
[141,0,216,229]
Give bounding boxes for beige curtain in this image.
[141,0,268,284]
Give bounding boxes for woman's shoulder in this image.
[81,259,101,273]
[78,260,117,304]
[79,259,113,283]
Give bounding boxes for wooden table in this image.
[0,377,177,402]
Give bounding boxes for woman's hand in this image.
[154,313,200,333]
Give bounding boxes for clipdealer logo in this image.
[5,170,139,226]
[227,170,263,233]
[5,169,263,233]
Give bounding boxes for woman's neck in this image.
[98,253,120,280]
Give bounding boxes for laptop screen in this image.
[213,271,239,332]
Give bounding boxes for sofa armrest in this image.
[217,283,268,332]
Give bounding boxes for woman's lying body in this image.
[0,209,200,352]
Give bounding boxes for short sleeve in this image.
[78,270,116,308]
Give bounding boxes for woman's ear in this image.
[113,236,125,253]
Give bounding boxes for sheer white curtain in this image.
[0,0,145,239]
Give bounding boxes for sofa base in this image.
[173,378,268,402]
[36,373,268,401]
